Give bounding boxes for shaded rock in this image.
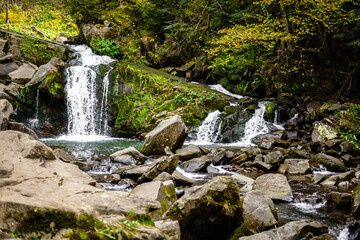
[264,102,277,121]
[312,174,327,184]
[25,61,58,87]
[172,170,194,186]
[179,157,210,173]
[312,121,337,143]
[231,147,261,165]
[138,155,179,183]
[53,149,77,163]
[314,153,346,172]
[0,38,7,52]
[110,147,147,165]
[119,165,151,181]
[8,64,36,84]
[252,161,271,171]
[0,54,13,62]
[254,173,293,202]
[238,220,327,240]
[231,174,254,193]
[154,220,180,240]
[321,171,355,187]
[163,176,243,240]
[278,159,312,175]
[0,61,18,76]
[285,147,310,159]
[263,151,283,165]
[0,82,21,98]
[141,115,187,155]
[211,149,227,165]
[340,141,355,153]
[353,183,360,218]
[8,122,39,140]
[175,144,202,160]
[153,172,175,183]
[0,99,13,130]
[259,138,289,150]
[327,192,353,210]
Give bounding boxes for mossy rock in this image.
[264,102,277,121]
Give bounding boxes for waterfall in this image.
[190,110,222,144]
[62,45,114,139]
[209,84,243,99]
[274,109,285,130]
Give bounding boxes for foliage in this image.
[90,37,120,58]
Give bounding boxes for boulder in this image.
[0,82,21,98]
[231,174,254,193]
[0,54,13,62]
[53,149,78,163]
[8,122,39,140]
[141,115,187,155]
[234,190,277,236]
[327,192,353,210]
[179,157,210,173]
[211,149,227,165]
[264,102,277,121]
[153,172,175,182]
[0,131,160,234]
[175,144,202,160]
[8,64,36,84]
[0,61,18,76]
[163,176,243,240]
[0,38,6,52]
[314,153,346,172]
[311,121,337,143]
[253,173,293,202]
[278,159,312,175]
[154,220,180,240]
[259,138,289,150]
[353,183,360,218]
[110,147,147,165]
[238,220,327,240]
[118,165,150,181]
[25,61,58,87]
[172,170,194,186]
[0,99,13,130]
[263,151,283,166]
[231,147,261,165]
[138,155,179,183]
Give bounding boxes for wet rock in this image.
[264,102,277,121]
[340,141,355,153]
[175,144,202,160]
[231,147,261,165]
[314,153,346,172]
[254,173,293,202]
[263,151,283,166]
[259,138,289,150]
[8,63,36,84]
[179,157,210,173]
[163,176,243,240]
[141,115,187,155]
[0,99,13,130]
[110,147,147,165]
[285,114,305,129]
[226,150,235,158]
[311,121,337,143]
[0,61,18,77]
[172,170,194,186]
[211,149,226,165]
[312,174,327,184]
[327,192,353,210]
[321,171,355,187]
[278,159,312,175]
[285,147,310,159]
[348,221,360,239]
[238,220,327,240]
[138,155,179,183]
[119,165,151,181]
[154,220,180,240]
[8,121,39,140]
[231,174,254,193]
[164,146,174,156]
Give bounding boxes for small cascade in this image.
[28,89,40,128]
[191,110,222,144]
[274,109,285,130]
[209,84,243,99]
[337,227,349,240]
[99,67,112,135]
[63,45,114,139]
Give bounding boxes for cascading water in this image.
[209,84,243,99]
[190,110,222,144]
[62,45,114,139]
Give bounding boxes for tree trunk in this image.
[5,0,8,23]
[279,0,292,53]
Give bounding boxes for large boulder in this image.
[314,153,346,172]
[0,131,160,234]
[25,57,63,88]
[155,220,181,240]
[175,144,202,161]
[278,159,312,175]
[231,174,254,193]
[179,157,210,173]
[311,121,337,143]
[8,63,36,85]
[253,173,293,202]
[0,99,13,130]
[163,176,243,240]
[0,60,18,77]
[141,115,187,155]
[8,121,39,140]
[138,155,179,183]
[238,220,327,240]
[110,147,147,165]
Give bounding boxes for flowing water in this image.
[209,84,243,99]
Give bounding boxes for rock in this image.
[8,64,36,84]
[237,220,327,240]
[141,115,187,155]
[312,174,326,184]
[0,54,13,62]
[179,157,210,173]
[311,121,337,143]
[163,176,243,240]
[231,147,261,164]
[231,174,254,193]
[25,61,58,87]
[138,155,179,183]
[322,170,356,187]
[175,144,202,160]
[264,102,277,121]
[252,161,271,171]
[153,172,175,182]
[253,173,293,202]
[235,190,277,236]
[0,131,160,233]
[0,99,13,130]
[8,122,39,140]
[259,138,289,150]
[340,141,355,153]
[110,147,147,165]
[53,149,77,163]
[263,151,283,166]
[0,38,7,52]
[172,170,194,186]
[348,221,360,240]
[118,165,150,181]
[353,183,360,218]
[327,192,352,210]
[278,159,312,174]
[0,82,21,98]
[314,153,346,172]
[155,220,180,240]
[164,146,174,156]
[226,150,235,158]
[0,61,18,76]
[211,149,227,165]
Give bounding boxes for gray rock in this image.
[353,184,360,218]
[175,144,202,160]
[263,151,283,165]
[138,155,179,183]
[53,149,77,163]
[153,172,175,182]
[254,173,293,202]
[155,220,180,240]
[179,157,210,173]
[231,147,261,164]
[25,62,58,87]
[0,99,13,130]
[0,61,18,76]
[211,149,227,165]
[327,192,353,210]
[0,54,13,62]
[231,174,254,193]
[0,82,21,97]
[141,115,187,155]
[312,174,326,184]
[252,161,271,171]
[110,147,147,165]
[8,63,36,84]
[8,122,39,140]
[278,159,312,174]
[314,153,346,172]
[226,150,235,158]
[312,121,337,143]
[163,176,243,240]
[340,141,355,153]
[238,220,327,240]
[321,170,356,187]
[119,165,150,181]
[172,170,194,186]
[0,38,7,52]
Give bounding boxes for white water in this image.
[337,227,349,240]
[209,84,243,99]
[62,45,114,140]
[190,110,222,145]
[274,109,285,130]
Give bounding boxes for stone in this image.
[8,122,39,140]
[153,172,175,182]
[155,220,180,240]
[237,190,278,235]
[110,147,147,165]
[179,157,210,173]
[264,102,277,121]
[0,38,7,52]
[327,192,353,210]
[8,63,36,84]
[163,176,243,240]
[0,61,18,76]
[259,138,276,150]
[252,161,271,171]
[312,174,326,184]
[253,173,293,202]
[0,82,21,97]
[238,220,327,240]
[311,121,337,143]
[278,159,312,175]
[353,183,360,218]
[231,147,261,164]
[175,144,202,160]
[118,165,151,181]
[231,174,254,193]
[138,155,179,183]
[211,149,227,165]
[314,153,346,172]
[172,170,194,186]
[53,149,77,163]
[340,141,355,153]
[25,62,58,87]
[0,99,13,130]
[141,115,187,155]
[0,54,13,62]
[263,151,283,165]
